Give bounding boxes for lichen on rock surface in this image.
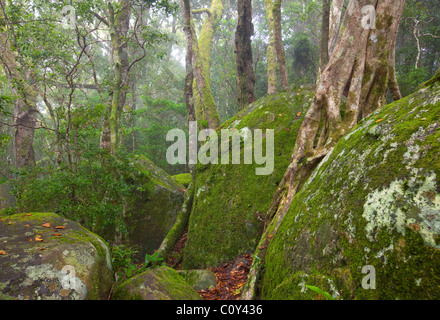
[182,87,314,269]
[0,213,113,300]
[260,73,440,300]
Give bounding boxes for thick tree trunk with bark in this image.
[320,0,331,69]
[104,0,130,154]
[0,0,37,169]
[273,0,289,90]
[265,0,289,94]
[329,0,345,56]
[242,0,405,300]
[191,0,223,130]
[235,0,256,110]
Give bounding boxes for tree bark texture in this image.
[0,0,37,169]
[235,0,256,110]
[191,0,223,130]
[106,0,130,153]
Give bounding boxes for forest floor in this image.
[166,227,253,300]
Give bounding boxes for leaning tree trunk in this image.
[153,0,198,262]
[234,0,256,110]
[242,0,405,300]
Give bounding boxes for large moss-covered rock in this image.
[125,156,185,257]
[177,269,217,291]
[260,72,440,300]
[0,213,113,300]
[112,266,202,300]
[182,88,314,269]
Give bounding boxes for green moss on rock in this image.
[0,213,114,300]
[112,266,202,300]
[172,173,192,188]
[182,87,314,269]
[124,156,185,257]
[177,269,217,291]
[260,74,440,300]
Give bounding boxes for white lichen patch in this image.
[196,186,206,198]
[24,263,88,300]
[362,172,440,249]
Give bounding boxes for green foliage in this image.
[397,66,432,98]
[304,285,335,300]
[121,96,189,175]
[11,149,147,238]
[111,245,165,283]
[288,33,319,86]
[144,251,165,268]
[111,244,140,280]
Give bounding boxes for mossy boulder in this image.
[260,73,440,299]
[0,213,113,300]
[125,156,185,257]
[182,87,314,269]
[172,173,192,188]
[177,269,217,291]
[112,266,202,300]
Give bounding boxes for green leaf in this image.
[304,285,335,300]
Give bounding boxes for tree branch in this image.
[89,10,109,27]
[192,8,211,16]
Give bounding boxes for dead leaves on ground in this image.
[198,254,253,300]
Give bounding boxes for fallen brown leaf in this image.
[35,235,43,242]
[54,225,66,229]
[41,222,51,228]
[0,250,6,255]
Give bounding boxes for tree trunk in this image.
[191,0,223,130]
[153,0,197,262]
[242,0,405,300]
[107,0,130,154]
[273,0,289,90]
[329,0,345,56]
[320,0,331,70]
[0,0,37,169]
[235,0,256,110]
[265,0,277,94]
